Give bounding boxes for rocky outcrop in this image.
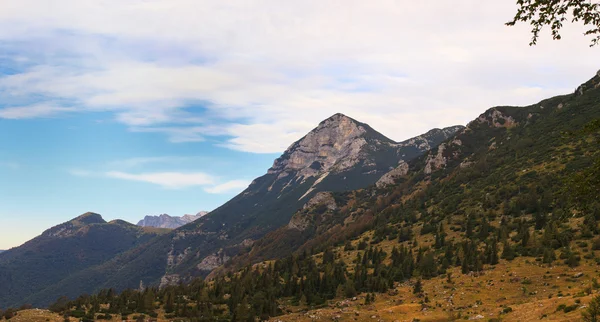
[303,191,337,210]
[288,214,311,231]
[397,126,464,153]
[182,211,208,223]
[159,274,181,288]
[197,250,230,272]
[137,212,208,229]
[167,245,193,270]
[474,108,517,129]
[268,113,379,181]
[289,192,338,231]
[424,143,447,174]
[376,160,409,188]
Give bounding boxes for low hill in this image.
[0,213,169,308]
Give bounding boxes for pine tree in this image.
[413,279,423,294]
[501,241,515,260]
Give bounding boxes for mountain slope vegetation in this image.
[10,116,461,308]
[36,71,600,321]
[0,213,169,308]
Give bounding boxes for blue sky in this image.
[0,112,277,249]
[0,1,598,249]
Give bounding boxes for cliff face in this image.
[269,113,389,178]
[262,113,463,200]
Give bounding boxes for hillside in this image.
[0,213,169,308]
[245,70,600,266]
[36,70,600,321]
[6,114,461,308]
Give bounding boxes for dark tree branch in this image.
[506,0,600,46]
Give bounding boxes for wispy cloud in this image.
[0,104,75,119]
[105,171,215,189]
[106,156,204,168]
[130,126,207,143]
[69,169,244,192]
[203,180,250,194]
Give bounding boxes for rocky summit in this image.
[136,211,208,229]
[263,113,463,201]
[268,113,390,179]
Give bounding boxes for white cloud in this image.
[69,167,247,193]
[203,180,250,194]
[130,126,208,143]
[0,104,75,119]
[105,171,215,189]
[0,1,597,152]
[107,156,203,168]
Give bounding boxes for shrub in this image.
[502,306,513,314]
[583,294,600,321]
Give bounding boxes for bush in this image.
[69,310,86,318]
[564,304,578,313]
[502,306,513,314]
[3,308,16,320]
[583,294,600,321]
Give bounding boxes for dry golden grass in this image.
[6,309,63,322]
[271,257,600,322]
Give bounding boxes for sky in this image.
[0,1,598,250]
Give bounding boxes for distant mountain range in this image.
[136,212,209,229]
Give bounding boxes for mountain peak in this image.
[72,212,106,226]
[268,113,387,178]
[41,212,106,238]
[319,112,353,124]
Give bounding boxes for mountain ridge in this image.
[39,70,600,322]
[216,70,600,275]
[5,113,462,307]
[0,212,169,307]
